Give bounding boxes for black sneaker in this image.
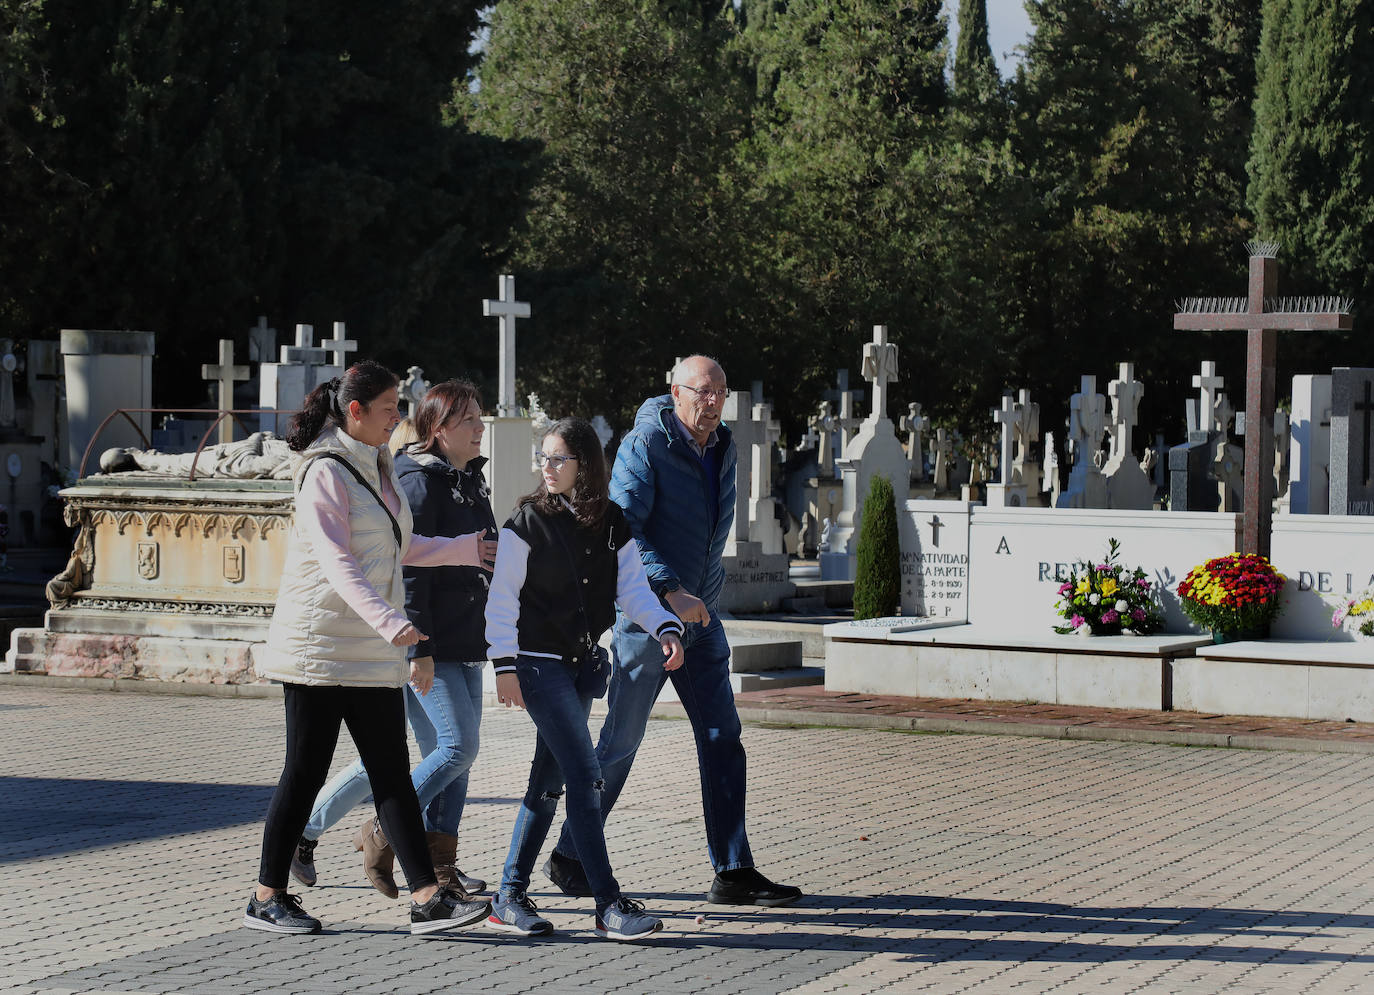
[290,837,318,888]
[243,892,322,934]
[543,850,593,898]
[706,868,802,907]
[410,886,491,936]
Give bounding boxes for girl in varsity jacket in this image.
[484,416,684,942]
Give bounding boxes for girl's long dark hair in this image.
[413,379,482,460]
[285,360,399,452]
[519,417,610,529]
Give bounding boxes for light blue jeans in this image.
[303,661,483,839]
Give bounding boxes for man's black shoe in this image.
[706,867,802,907]
[543,850,594,898]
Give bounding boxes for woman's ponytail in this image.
[285,361,397,452]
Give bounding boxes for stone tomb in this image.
[897,499,974,622]
[5,476,291,683]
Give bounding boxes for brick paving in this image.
[4,683,1374,994]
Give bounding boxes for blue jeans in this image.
[497,655,619,906]
[303,661,483,839]
[553,613,753,873]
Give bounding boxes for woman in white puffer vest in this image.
[245,360,496,939]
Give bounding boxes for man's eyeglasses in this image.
[535,453,578,470]
[678,383,730,402]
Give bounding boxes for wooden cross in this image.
[483,274,531,417]
[323,322,358,370]
[1175,241,1353,556]
[201,338,249,444]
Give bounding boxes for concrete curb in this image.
[7,672,1372,755]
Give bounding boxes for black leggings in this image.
[257,683,437,892]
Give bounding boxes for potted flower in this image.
[1332,590,1374,638]
[1052,538,1164,636]
[1176,553,1284,642]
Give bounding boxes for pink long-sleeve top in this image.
[294,460,483,643]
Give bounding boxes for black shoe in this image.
[543,851,594,898]
[706,868,802,907]
[243,892,322,934]
[290,837,318,888]
[410,886,491,936]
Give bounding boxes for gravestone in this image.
[1056,376,1108,509]
[1285,374,1331,514]
[719,384,793,611]
[747,393,785,555]
[1041,430,1061,505]
[900,402,929,482]
[399,366,430,418]
[1103,362,1154,509]
[898,499,974,621]
[821,326,909,580]
[830,370,863,457]
[1328,367,1374,515]
[480,280,537,523]
[984,392,1027,507]
[60,329,155,475]
[247,316,276,364]
[259,324,337,435]
[1175,241,1353,555]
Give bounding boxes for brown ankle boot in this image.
[353,816,398,899]
[426,831,487,896]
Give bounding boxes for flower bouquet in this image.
[1176,553,1284,640]
[1052,538,1164,636]
[1332,590,1374,638]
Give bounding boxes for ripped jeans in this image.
[497,655,619,906]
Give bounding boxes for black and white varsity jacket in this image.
[484,497,683,675]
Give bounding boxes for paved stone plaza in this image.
[3,684,1374,994]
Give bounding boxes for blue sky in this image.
[944,0,1035,73]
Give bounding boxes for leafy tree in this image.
[1248,0,1374,362]
[463,0,750,424]
[853,472,899,618]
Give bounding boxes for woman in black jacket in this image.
[291,380,497,901]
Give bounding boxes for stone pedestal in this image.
[824,415,910,580]
[899,499,974,621]
[718,540,794,613]
[481,415,539,525]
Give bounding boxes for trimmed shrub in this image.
[853,473,901,619]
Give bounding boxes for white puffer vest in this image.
[257,427,415,687]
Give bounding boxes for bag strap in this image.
[309,452,403,548]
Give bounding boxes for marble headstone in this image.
[1329,367,1374,516]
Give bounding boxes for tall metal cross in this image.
[201,338,249,444]
[1175,241,1353,556]
[483,274,531,417]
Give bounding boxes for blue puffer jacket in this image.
[611,395,736,614]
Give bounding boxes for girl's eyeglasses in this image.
[535,453,578,470]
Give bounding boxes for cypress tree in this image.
[1248,0,1374,307]
[953,0,997,100]
[853,474,901,620]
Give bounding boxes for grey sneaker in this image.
[289,837,317,888]
[409,886,490,936]
[595,897,663,941]
[486,891,554,937]
[243,892,321,935]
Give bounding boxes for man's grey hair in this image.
[669,355,725,387]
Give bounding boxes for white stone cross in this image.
[1013,388,1040,470]
[1069,375,1108,465]
[664,356,686,387]
[834,370,863,453]
[1107,362,1144,459]
[1193,361,1224,432]
[247,315,277,363]
[202,338,250,444]
[323,322,358,369]
[900,401,929,480]
[483,274,531,417]
[280,323,328,365]
[860,324,899,421]
[812,400,836,476]
[992,392,1017,483]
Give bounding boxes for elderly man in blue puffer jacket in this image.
[543,355,803,908]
